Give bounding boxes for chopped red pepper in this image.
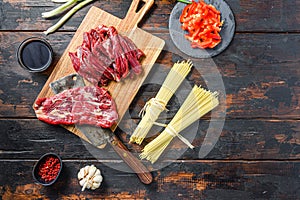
[38,156,61,182]
[180,0,223,49]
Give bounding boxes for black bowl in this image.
[17,37,54,72]
[32,153,63,186]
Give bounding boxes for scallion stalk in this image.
[42,0,79,18]
[177,0,192,4]
[44,0,94,35]
[51,0,69,3]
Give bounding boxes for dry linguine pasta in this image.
[130,60,193,145]
[140,85,219,164]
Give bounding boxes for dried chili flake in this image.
[38,156,61,182]
[180,0,223,49]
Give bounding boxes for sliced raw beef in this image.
[69,25,145,86]
[34,86,118,128]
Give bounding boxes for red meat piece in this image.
[69,25,144,86]
[34,86,118,128]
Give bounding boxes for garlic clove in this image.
[84,166,90,174]
[91,182,101,190]
[78,168,86,180]
[79,178,86,186]
[87,165,97,177]
[95,169,101,176]
[86,181,93,189]
[93,174,103,183]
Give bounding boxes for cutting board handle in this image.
[124,0,154,29]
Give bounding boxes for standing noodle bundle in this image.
[140,85,219,164]
[129,60,193,145]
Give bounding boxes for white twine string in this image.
[165,124,194,149]
[138,98,168,127]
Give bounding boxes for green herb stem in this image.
[42,0,79,18]
[44,0,94,35]
[177,0,192,4]
[52,0,69,3]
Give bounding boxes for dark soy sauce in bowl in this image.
[17,38,53,72]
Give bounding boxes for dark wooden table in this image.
[1,0,299,199]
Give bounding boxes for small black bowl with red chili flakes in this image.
[32,153,63,186]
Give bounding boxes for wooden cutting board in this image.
[34,0,165,142]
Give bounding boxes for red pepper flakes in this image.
[38,156,61,182]
[180,0,223,49]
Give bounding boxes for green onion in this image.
[42,0,80,18]
[52,0,69,3]
[177,0,192,4]
[44,0,94,35]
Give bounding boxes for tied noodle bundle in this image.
[129,60,193,145]
[140,85,219,164]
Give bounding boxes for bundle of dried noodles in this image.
[129,60,193,145]
[140,85,219,163]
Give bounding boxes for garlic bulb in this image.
[78,165,103,191]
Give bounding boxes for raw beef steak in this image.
[69,25,145,86]
[34,86,118,128]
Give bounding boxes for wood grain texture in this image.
[1,0,300,32]
[0,119,299,160]
[0,160,299,199]
[1,0,300,198]
[1,32,300,119]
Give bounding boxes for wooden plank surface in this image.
[0,160,299,199]
[1,32,300,119]
[0,0,299,198]
[2,0,300,32]
[0,119,299,160]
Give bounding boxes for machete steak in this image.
[34,86,118,128]
[69,25,145,86]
